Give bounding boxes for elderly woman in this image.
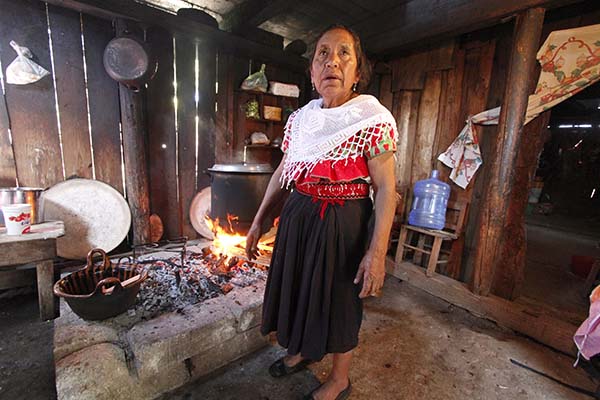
[245,24,397,400]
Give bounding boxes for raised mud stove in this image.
[53,232,274,400]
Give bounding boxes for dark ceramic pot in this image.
[53,248,147,320]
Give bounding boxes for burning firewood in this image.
[201,246,212,257]
[228,256,239,269]
[210,255,231,276]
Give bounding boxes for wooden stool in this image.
[395,200,468,277]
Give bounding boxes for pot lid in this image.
[41,179,131,260]
[189,187,213,240]
[208,163,273,173]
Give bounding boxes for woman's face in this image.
[310,28,360,107]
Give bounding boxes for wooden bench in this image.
[0,221,64,320]
[395,200,468,277]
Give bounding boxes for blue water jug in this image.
[408,170,450,230]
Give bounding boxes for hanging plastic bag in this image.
[240,64,268,92]
[5,41,50,85]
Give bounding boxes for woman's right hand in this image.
[245,154,287,261]
[245,220,262,260]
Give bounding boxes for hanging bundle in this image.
[5,41,50,85]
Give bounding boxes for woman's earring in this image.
[311,82,315,91]
[352,82,358,92]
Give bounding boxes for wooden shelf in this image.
[235,89,299,99]
[244,144,282,149]
[246,117,284,124]
[234,87,298,168]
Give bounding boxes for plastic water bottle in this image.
[408,170,450,230]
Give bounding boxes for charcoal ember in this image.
[228,256,239,269]
[131,242,268,317]
[254,263,267,271]
[221,283,233,294]
[210,256,230,276]
[175,270,181,287]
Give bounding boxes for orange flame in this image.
[204,213,276,260]
[204,214,246,255]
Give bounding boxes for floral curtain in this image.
[439,23,600,189]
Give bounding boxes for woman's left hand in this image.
[354,250,386,298]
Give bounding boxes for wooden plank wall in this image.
[0,0,307,244]
[381,25,510,280]
[0,0,124,192]
[382,5,600,285]
[0,0,63,189]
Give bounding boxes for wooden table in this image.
[0,221,64,320]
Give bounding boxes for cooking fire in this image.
[128,215,275,319]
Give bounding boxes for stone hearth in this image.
[53,248,267,400]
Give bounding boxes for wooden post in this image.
[492,112,551,299]
[470,8,545,296]
[36,260,58,320]
[116,20,150,245]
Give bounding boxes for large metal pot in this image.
[207,163,273,233]
[0,187,44,226]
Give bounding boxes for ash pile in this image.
[130,245,268,319]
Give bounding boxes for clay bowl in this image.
[54,248,147,320]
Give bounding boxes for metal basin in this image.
[0,187,44,226]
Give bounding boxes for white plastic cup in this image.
[2,203,32,235]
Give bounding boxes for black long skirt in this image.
[261,190,373,361]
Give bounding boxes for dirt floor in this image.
[1,278,597,400]
[0,292,57,399]
[160,278,596,400]
[522,222,600,321]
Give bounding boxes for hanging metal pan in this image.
[103,35,158,91]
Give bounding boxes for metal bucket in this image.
[0,187,44,226]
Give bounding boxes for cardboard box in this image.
[263,106,282,121]
[268,81,300,98]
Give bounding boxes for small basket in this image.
[54,248,147,320]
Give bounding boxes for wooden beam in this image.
[411,71,442,185]
[0,269,36,290]
[42,0,308,73]
[470,8,546,296]
[394,91,420,195]
[386,259,577,356]
[116,20,150,245]
[492,112,551,299]
[220,0,294,32]
[354,0,581,55]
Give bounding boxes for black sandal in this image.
[303,381,352,400]
[268,356,313,378]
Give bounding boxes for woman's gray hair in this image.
[308,24,372,93]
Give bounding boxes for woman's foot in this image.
[310,377,350,400]
[268,353,312,378]
[283,353,304,367]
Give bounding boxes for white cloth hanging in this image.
[439,23,600,188]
